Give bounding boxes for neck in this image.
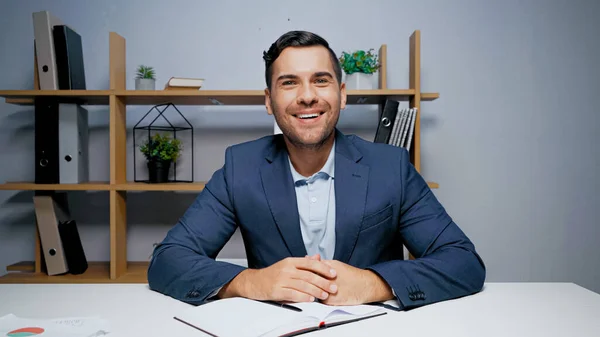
[285,134,334,177]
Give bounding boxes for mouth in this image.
[293,111,325,120]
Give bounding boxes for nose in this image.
[296,82,318,106]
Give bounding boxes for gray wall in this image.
[0,0,598,293]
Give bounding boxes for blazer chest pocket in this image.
[360,203,393,232]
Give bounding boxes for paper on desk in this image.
[0,314,110,337]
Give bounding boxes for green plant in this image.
[338,49,380,75]
[135,65,156,79]
[139,133,182,162]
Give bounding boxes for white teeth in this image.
[298,113,319,119]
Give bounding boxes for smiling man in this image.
[147,30,486,310]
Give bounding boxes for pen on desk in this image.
[261,300,303,312]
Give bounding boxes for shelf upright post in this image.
[109,32,128,280]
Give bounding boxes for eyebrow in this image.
[314,71,334,79]
[276,74,299,82]
[276,71,334,82]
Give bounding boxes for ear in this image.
[339,82,347,110]
[264,88,273,115]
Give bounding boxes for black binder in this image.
[373,99,399,143]
[58,219,88,275]
[52,25,86,90]
[35,98,60,184]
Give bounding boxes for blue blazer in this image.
[147,129,486,310]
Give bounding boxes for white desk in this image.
[1,283,599,336]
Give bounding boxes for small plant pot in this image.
[136,78,156,90]
[147,160,171,183]
[344,73,375,90]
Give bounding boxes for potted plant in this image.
[338,49,380,90]
[135,65,156,90]
[139,133,182,183]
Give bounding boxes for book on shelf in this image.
[164,77,205,90]
[174,297,387,337]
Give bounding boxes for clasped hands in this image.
[219,254,393,306]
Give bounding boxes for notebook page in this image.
[292,302,384,321]
[175,298,308,337]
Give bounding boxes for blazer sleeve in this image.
[366,148,486,310]
[147,146,246,304]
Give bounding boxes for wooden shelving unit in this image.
[0,30,439,284]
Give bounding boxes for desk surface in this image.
[1,282,599,336]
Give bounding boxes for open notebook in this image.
[174,297,387,337]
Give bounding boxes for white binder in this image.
[32,10,64,90]
[59,104,89,183]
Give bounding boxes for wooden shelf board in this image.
[114,89,417,105]
[117,89,265,105]
[0,261,148,284]
[6,261,34,272]
[0,181,111,191]
[114,182,206,191]
[1,89,438,106]
[1,90,111,105]
[4,98,37,105]
[421,92,439,101]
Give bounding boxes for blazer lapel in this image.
[332,131,369,263]
[260,136,308,258]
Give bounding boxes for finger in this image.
[304,254,320,260]
[277,287,315,303]
[294,270,338,295]
[296,259,337,279]
[284,279,329,301]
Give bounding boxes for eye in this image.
[315,78,329,84]
[282,80,296,85]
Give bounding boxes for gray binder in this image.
[33,195,70,275]
[32,10,64,90]
[59,104,89,183]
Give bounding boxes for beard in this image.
[271,98,339,151]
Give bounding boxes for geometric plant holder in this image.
[133,103,194,183]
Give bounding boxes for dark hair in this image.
[263,30,342,89]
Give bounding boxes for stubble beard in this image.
[272,99,339,152]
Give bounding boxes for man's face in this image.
[265,45,346,149]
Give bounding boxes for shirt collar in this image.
[288,140,336,183]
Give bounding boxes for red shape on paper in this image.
[7,327,45,335]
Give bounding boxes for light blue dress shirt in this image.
[287,141,336,260]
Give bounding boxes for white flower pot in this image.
[135,78,155,90]
[344,72,375,90]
